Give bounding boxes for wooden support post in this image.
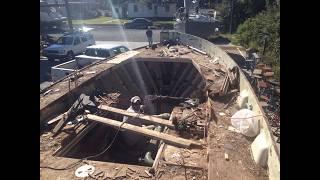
[98,105,175,129]
[86,114,202,148]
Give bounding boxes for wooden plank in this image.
[208,149,219,179]
[223,96,237,109]
[86,114,202,148]
[219,75,230,96]
[227,69,236,87]
[253,69,262,75]
[52,96,84,135]
[98,105,175,129]
[163,161,204,169]
[47,113,66,125]
[55,122,98,156]
[263,71,274,77]
[187,45,207,55]
[150,142,166,173]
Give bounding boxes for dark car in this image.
[124,18,153,29]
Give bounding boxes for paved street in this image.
[89,25,161,42]
[40,25,161,89]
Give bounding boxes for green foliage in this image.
[216,0,266,33]
[233,6,280,80]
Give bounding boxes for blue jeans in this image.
[147,37,153,46]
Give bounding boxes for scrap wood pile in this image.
[157,45,191,57]
[201,64,240,100]
[171,104,208,139]
[44,92,121,134]
[94,92,121,106]
[249,63,280,143]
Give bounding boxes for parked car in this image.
[42,31,95,61]
[124,18,153,29]
[75,44,130,62]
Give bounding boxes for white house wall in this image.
[127,3,176,18]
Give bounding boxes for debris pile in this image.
[157,45,191,57]
[203,65,239,99]
[248,63,280,143]
[171,103,208,139]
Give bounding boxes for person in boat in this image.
[121,96,150,147]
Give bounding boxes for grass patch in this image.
[153,20,175,25]
[72,16,129,25]
[73,16,175,26]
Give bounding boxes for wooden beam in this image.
[86,114,202,148]
[208,149,219,179]
[150,142,166,173]
[98,105,175,129]
[54,122,98,156]
[151,126,170,173]
[47,113,66,125]
[163,161,204,170]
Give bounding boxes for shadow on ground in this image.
[226,53,246,68]
[208,36,231,45]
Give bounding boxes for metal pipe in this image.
[139,125,162,166]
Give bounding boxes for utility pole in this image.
[229,0,234,34]
[184,0,189,20]
[64,0,73,32]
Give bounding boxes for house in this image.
[40,0,100,20]
[112,0,177,19]
[40,0,67,26]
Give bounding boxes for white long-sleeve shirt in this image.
[122,106,144,146]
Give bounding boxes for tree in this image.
[216,0,266,33]
[233,5,280,79]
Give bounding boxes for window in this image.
[134,5,138,12]
[56,36,73,45]
[74,37,80,45]
[115,8,119,13]
[165,5,170,12]
[112,48,121,55]
[85,49,97,56]
[147,3,152,10]
[119,47,129,53]
[85,49,110,58]
[135,19,143,23]
[81,36,87,42]
[97,49,110,58]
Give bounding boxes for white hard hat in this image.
[130,96,141,104]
